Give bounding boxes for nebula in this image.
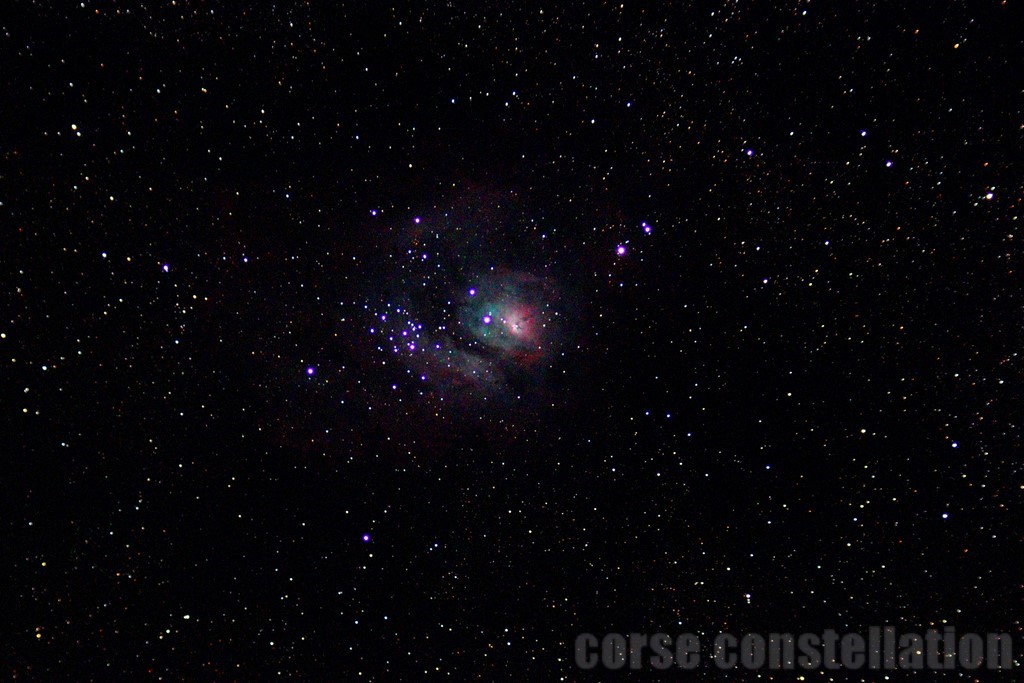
[349,188,578,416]
[461,269,553,364]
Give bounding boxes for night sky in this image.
[3,2,1022,679]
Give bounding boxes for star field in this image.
[2,1,1022,679]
